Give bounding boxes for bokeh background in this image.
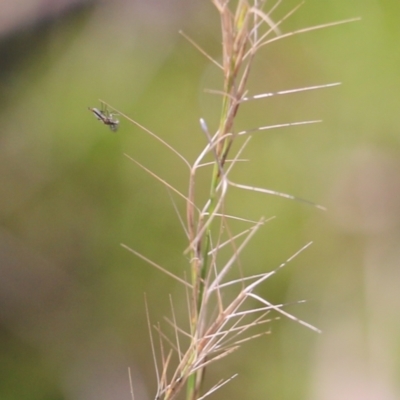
[1,1,400,399]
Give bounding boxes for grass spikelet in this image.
[111,1,360,399]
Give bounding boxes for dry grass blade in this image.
[259,17,361,50]
[207,218,265,294]
[207,217,275,256]
[248,293,322,333]
[169,295,183,361]
[197,374,238,400]
[123,153,196,211]
[229,181,327,210]
[128,367,135,400]
[121,244,192,288]
[100,100,191,169]
[237,119,323,135]
[179,30,223,69]
[144,295,161,399]
[241,82,342,102]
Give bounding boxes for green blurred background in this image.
[1,1,400,399]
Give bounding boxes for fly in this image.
[88,102,119,132]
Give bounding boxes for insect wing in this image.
[109,121,119,132]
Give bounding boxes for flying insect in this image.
[88,102,119,132]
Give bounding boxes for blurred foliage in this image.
[1,1,400,400]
